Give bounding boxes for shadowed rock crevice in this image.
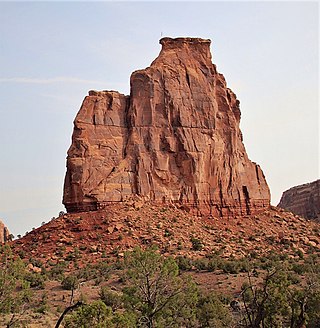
[63,37,270,217]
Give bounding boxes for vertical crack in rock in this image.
[63,37,270,217]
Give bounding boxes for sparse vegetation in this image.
[61,275,79,291]
[0,244,320,327]
[2,202,320,327]
[190,236,203,251]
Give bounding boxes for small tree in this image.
[289,268,320,328]
[197,292,233,328]
[63,300,112,328]
[61,274,79,304]
[240,268,290,327]
[240,260,320,328]
[123,247,198,328]
[0,245,31,326]
[99,286,122,310]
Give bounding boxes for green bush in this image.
[111,312,136,328]
[24,272,46,289]
[194,258,209,271]
[0,245,32,315]
[197,292,233,328]
[176,256,193,271]
[61,275,79,291]
[99,286,122,310]
[123,247,198,327]
[207,259,218,272]
[48,261,67,280]
[77,262,112,282]
[219,260,241,274]
[190,237,203,251]
[64,300,112,328]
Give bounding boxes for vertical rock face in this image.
[0,219,10,243]
[63,37,270,217]
[278,180,320,220]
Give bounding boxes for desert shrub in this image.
[61,275,79,291]
[164,228,172,237]
[287,271,301,284]
[219,260,241,274]
[111,311,136,327]
[24,272,46,289]
[296,249,305,259]
[17,249,26,259]
[0,245,32,315]
[190,237,203,251]
[48,261,67,280]
[34,293,49,314]
[64,300,112,328]
[207,259,218,272]
[176,255,193,271]
[94,261,112,278]
[291,263,307,275]
[76,265,95,281]
[197,292,233,328]
[205,255,222,272]
[99,286,122,310]
[194,258,209,271]
[76,261,112,283]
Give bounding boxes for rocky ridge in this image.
[12,204,320,269]
[63,37,270,217]
[278,179,320,221]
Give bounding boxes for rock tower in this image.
[63,37,270,217]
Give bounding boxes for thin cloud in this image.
[0,76,106,85]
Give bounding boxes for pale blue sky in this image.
[0,1,318,236]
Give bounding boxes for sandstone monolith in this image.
[63,37,270,217]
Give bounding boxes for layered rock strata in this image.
[63,37,270,217]
[278,180,320,220]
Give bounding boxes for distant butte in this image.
[0,219,11,243]
[278,180,320,221]
[63,37,270,217]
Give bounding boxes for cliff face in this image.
[278,180,320,221]
[63,37,270,217]
[0,219,10,243]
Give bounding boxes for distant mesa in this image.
[278,180,320,221]
[63,37,270,217]
[0,219,11,243]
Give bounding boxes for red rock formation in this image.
[0,219,10,243]
[63,37,270,217]
[278,180,320,221]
